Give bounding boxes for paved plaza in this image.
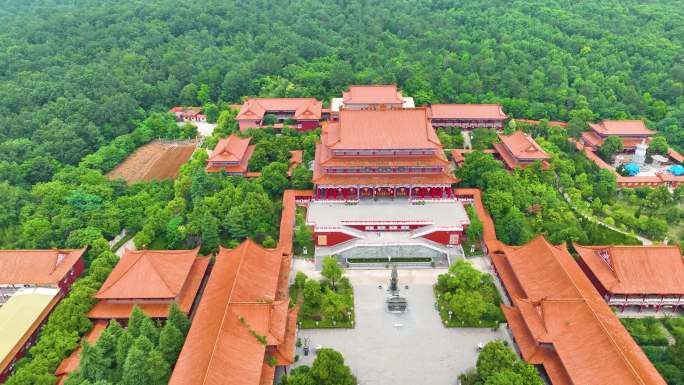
[292,262,512,385]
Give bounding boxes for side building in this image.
[574,244,684,312]
[0,248,87,382]
[490,236,666,385]
[87,248,210,321]
[492,131,551,170]
[580,120,654,151]
[169,240,298,385]
[205,135,255,175]
[429,104,507,131]
[330,85,414,116]
[236,98,322,131]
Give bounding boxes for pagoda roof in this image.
[236,98,322,121]
[491,236,666,385]
[497,131,550,161]
[574,244,684,295]
[206,135,255,174]
[589,120,654,137]
[326,108,441,150]
[342,84,404,104]
[209,135,251,163]
[0,248,86,286]
[430,104,507,120]
[169,240,298,385]
[94,248,202,300]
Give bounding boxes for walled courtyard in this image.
[291,262,512,385]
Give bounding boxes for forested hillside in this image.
[1,0,684,187]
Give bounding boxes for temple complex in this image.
[236,98,322,131]
[206,134,255,175]
[492,131,550,169]
[169,240,298,385]
[87,248,210,320]
[312,107,457,200]
[429,104,507,130]
[574,244,684,312]
[330,85,414,114]
[490,236,666,385]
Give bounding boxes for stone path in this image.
[558,187,652,245]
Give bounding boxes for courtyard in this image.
[292,262,512,385]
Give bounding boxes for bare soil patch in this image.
[107,139,197,183]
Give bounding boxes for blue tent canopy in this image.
[624,163,640,176]
[670,165,684,176]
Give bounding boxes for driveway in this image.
[292,265,511,385]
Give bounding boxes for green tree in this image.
[127,306,146,338]
[197,84,211,105]
[476,341,517,382]
[167,303,191,336]
[159,323,184,364]
[262,114,278,126]
[647,136,668,157]
[321,256,343,291]
[308,348,357,385]
[291,165,313,189]
[260,162,289,197]
[456,152,503,189]
[203,103,219,123]
[303,279,322,308]
[146,349,171,385]
[120,344,149,385]
[598,136,624,162]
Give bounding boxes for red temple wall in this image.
[575,257,609,298]
[313,231,356,247]
[299,120,320,131]
[422,230,464,245]
[58,258,85,294]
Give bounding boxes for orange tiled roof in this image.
[88,255,209,319]
[497,131,550,161]
[236,98,322,121]
[0,248,86,286]
[589,120,654,137]
[55,320,108,385]
[574,243,684,295]
[669,148,684,163]
[95,248,202,300]
[208,135,251,163]
[278,190,313,256]
[491,236,666,385]
[326,108,441,150]
[169,240,298,385]
[206,135,255,174]
[430,104,507,120]
[312,109,456,186]
[342,85,404,104]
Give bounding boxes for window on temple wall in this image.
[449,234,459,244]
[317,235,328,246]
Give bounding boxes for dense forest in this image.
[1,0,684,184]
[1,1,684,383]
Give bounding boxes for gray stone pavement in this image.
[292,266,511,385]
